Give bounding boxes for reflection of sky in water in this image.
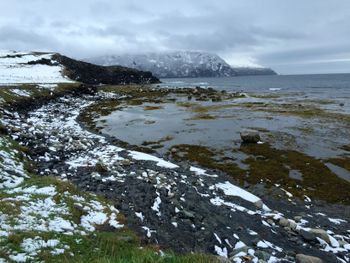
[97,93,350,160]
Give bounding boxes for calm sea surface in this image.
[159,74,350,94]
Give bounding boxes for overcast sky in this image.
[0,0,349,74]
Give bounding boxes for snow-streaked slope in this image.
[87,51,236,78]
[0,51,74,84]
[86,51,277,78]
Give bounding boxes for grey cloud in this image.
[0,25,57,51]
[0,0,350,74]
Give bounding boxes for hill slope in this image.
[0,51,159,85]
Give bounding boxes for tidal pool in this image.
[96,94,349,160]
[90,90,350,203]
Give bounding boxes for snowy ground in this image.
[1,91,349,263]
[0,135,123,262]
[0,51,74,84]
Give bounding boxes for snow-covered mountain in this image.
[86,51,276,78]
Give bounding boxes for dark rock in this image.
[240,129,261,143]
[52,54,159,85]
[300,229,317,242]
[255,250,271,261]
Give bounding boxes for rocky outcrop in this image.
[52,54,160,85]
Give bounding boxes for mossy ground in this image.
[169,143,350,204]
[0,83,81,107]
[327,156,350,172]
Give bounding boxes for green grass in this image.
[0,130,216,262]
[1,230,217,263]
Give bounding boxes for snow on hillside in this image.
[87,51,237,78]
[0,51,74,84]
[86,51,277,78]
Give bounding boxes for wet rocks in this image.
[240,129,261,143]
[295,254,323,263]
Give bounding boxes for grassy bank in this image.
[0,84,217,262]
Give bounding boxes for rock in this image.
[294,216,302,222]
[289,221,298,231]
[230,246,249,257]
[309,229,330,243]
[171,148,178,153]
[338,240,348,247]
[294,216,303,222]
[267,219,274,225]
[120,159,131,166]
[300,229,317,242]
[254,200,264,209]
[240,129,261,143]
[339,103,344,106]
[284,226,291,232]
[295,254,323,263]
[181,210,195,219]
[279,218,290,227]
[255,250,271,261]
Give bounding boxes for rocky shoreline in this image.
[1,87,350,263]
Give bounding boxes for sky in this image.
[0,0,350,74]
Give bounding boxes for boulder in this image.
[299,229,317,242]
[295,254,323,263]
[279,217,290,227]
[253,200,264,209]
[240,129,261,143]
[309,229,330,244]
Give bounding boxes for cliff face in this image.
[52,54,160,85]
[86,51,277,78]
